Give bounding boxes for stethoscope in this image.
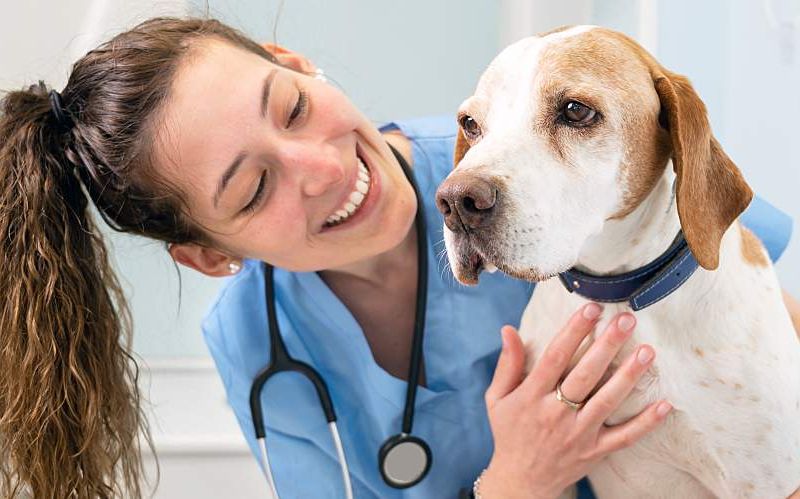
[249,145,431,498]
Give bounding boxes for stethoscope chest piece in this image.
[378,432,432,488]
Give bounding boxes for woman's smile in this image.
[319,141,382,233]
[323,153,371,227]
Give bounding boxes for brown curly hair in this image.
[0,17,277,498]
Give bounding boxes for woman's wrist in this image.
[477,461,556,499]
[478,464,521,499]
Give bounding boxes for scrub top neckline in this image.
[285,129,454,411]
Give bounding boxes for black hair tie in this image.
[48,89,73,130]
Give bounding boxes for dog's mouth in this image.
[450,236,506,285]
[450,234,562,285]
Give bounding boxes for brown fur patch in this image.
[537,25,576,38]
[598,29,753,269]
[782,290,800,339]
[532,29,673,219]
[739,224,769,268]
[454,128,471,167]
[535,29,753,267]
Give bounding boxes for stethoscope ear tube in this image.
[250,262,352,499]
[377,144,432,488]
[249,264,338,440]
[248,143,430,498]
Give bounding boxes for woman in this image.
[0,17,793,498]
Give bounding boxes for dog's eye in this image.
[562,101,597,126]
[459,114,482,140]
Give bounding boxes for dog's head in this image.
[436,25,752,285]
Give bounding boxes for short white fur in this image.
[444,25,800,498]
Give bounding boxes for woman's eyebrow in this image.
[260,68,277,118]
[213,69,278,209]
[214,150,247,209]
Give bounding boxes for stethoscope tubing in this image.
[249,144,428,498]
[257,422,354,499]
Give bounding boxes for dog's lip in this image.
[451,239,488,285]
[468,251,484,274]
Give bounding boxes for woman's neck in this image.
[321,223,418,289]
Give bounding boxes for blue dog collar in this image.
[558,232,699,311]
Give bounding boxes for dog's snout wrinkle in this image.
[436,174,498,232]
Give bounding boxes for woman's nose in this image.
[281,147,346,197]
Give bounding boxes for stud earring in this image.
[228,261,242,274]
[314,67,328,83]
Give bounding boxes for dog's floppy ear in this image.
[654,70,753,270]
[454,127,471,167]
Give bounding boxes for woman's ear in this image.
[168,243,241,277]
[261,43,316,74]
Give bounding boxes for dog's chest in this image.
[518,276,800,496]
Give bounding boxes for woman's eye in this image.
[242,171,267,214]
[459,114,481,140]
[562,101,597,126]
[287,89,307,127]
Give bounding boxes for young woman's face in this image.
[157,38,417,272]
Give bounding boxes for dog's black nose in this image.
[435,174,497,232]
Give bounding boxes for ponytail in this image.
[0,83,150,497]
[0,15,284,497]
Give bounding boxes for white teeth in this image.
[349,191,365,205]
[324,156,372,226]
[484,262,498,273]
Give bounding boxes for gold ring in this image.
[555,382,585,411]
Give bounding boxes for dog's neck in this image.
[575,163,682,276]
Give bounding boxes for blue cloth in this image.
[202,115,792,499]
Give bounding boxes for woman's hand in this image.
[479,303,672,499]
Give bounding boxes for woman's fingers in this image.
[485,326,527,409]
[594,399,672,455]
[525,303,603,394]
[578,344,657,428]
[558,313,636,404]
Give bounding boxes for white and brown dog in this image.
[437,26,800,498]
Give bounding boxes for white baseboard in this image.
[139,357,268,498]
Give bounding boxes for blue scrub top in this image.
[202,115,792,498]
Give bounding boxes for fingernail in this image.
[618,314,635,332]
[637,346,654,364]
[656,401,672,417]
[583,303,602,320]
[500,329,508,352]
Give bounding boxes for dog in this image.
[436,25,800,498]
